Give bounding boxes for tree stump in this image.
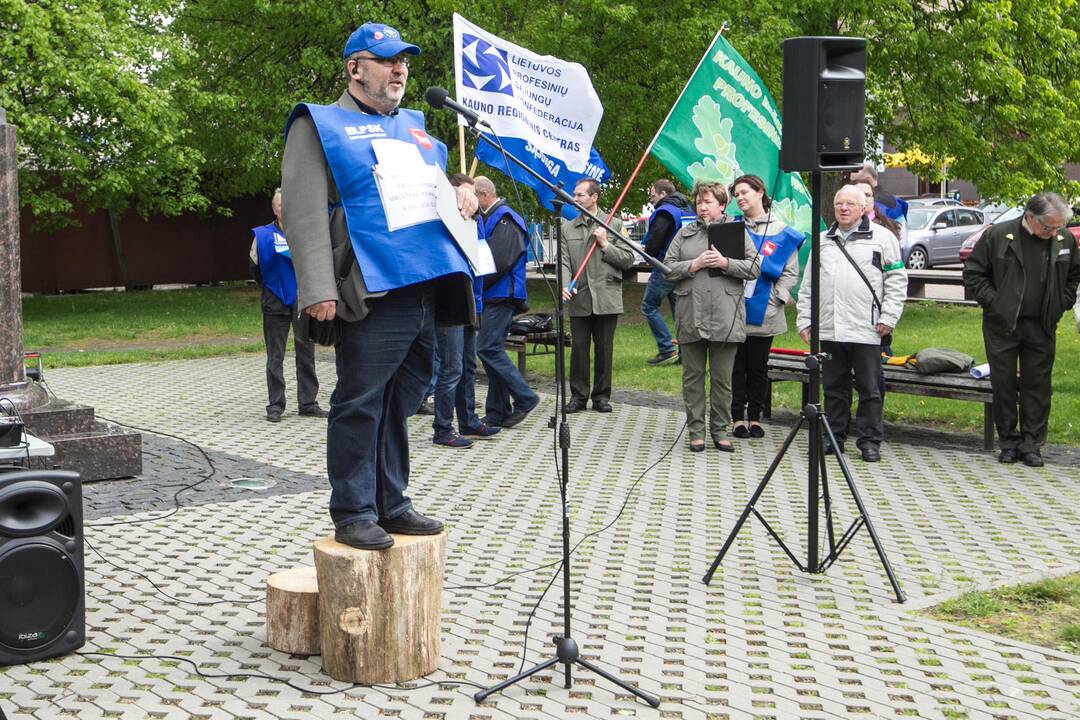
[265,566,320,656]
[313,534,446,684]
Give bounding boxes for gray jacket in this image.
[560,212,634,316]
[664,219,761,344]
[280,91,474,326]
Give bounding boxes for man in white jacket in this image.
[797,185,908,462]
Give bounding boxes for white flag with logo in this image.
[452,13,602,172]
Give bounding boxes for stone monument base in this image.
[20,396,142,481]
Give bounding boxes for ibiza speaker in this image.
[780,36,866,172]
[0,470,85,666]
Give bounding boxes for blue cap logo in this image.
[343,23,420,59]
[461,34,513,97]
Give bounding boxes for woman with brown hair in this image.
[664,180,760,452]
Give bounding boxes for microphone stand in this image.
[454,119,661,708]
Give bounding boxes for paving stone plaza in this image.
[2,354,1079,719]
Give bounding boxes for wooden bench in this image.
[503,330,568,374]
[905,269,976,304]
[765,351,995,450]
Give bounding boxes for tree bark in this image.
[265,566,320,656]
[313,534,446,684]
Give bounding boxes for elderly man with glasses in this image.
[964,192,1080,467]
[281,22,479,549]
[797,184,908,463]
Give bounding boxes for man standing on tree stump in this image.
[281,22,478,550]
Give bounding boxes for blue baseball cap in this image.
[343,23,420,59]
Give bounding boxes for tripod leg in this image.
[575,656,661,708]
[702,415,806,584]
[473,656,561,703]
[820,418,906,604]
[817,420,838,567]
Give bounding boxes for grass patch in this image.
[926,572,1080,655]
[20,278,1080,445]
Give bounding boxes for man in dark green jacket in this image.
[963,192,1080,467]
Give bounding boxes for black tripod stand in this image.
[427,95,662,707]
[701,171,905,604]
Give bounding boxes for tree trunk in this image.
[107,207,130,290]
[313,534,446,684]
[265,566,320,656]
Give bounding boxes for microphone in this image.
[425,87,487,128]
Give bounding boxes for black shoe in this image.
[689,441,706,453]
[1021,451,1044,467]
[564,399,587,414]
[860,445,881,462]
[416,399,435,416]
[502,398,539,428]
[732,424,750,439]
[593,400,613,413]
[713,438,735,453]
[748,423,765,439]
[647,350,679,366]
[266,410,282,423]
[299,405,329,418]
[335,520,394,550]
[378,509,444,535]
[824,441,845,455]
[998,448,1020,464]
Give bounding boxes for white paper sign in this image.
[371,139,439,230]
[434,171,495,275]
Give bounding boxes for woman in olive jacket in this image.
[664,180,760,452]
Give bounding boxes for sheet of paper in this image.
[371,139,440,231]
[434,171,487,273]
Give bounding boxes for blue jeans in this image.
[327,285,434,529]
[477,302,538,424]
[641,269,676,354]
[426,335,440,399]
[432,326,482,439]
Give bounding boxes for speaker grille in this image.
[0,542,80,650]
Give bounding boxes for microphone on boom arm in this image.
[424,86,488,128]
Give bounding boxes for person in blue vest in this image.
[727,175,803,440]
[641,179,694,365]
[248,188,327,423]
[432,173,501,447]
[281,22,478,550]
[473,175,540,428]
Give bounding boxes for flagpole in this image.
[566,23,728,293]
[458,124,467,174]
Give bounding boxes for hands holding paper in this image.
[455,183,478,220]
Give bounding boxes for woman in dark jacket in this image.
[664,180,760,452]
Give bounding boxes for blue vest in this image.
[284,103,472,293]
[741,220,804,327]
[647,202,696,259]
[482,204,528,302]
[252,222,297,307]
[472,218,487,313]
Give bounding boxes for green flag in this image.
[651,32,812,235]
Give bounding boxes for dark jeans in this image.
[433,325,481,440]
[326,285,434,529]
[822,340,884,449]
[731,335,774,421]
[569,313,618,404]
[641,269,676,354]
[477,302,538,424]
[983,317,1055,453]
[263,311,318,415]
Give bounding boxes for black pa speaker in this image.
[0,470,85,666]
[780,36,866,172]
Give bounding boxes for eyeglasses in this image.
[1031,214,1065,233]
[834,201,862,208]
[358,55,410,68]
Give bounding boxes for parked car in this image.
[958,206,1080,263]
[906,197,965,208]
[901,205,986,269]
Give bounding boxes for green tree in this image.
[0,0,206,225]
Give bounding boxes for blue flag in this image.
[475,136,610,220]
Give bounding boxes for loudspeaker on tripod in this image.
[0,470,86,666]
[780,36,867,172]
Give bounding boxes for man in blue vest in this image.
[281,23,478,550]
[473,175,540,428]
[640,179,694,365]
[249,188,327,423]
